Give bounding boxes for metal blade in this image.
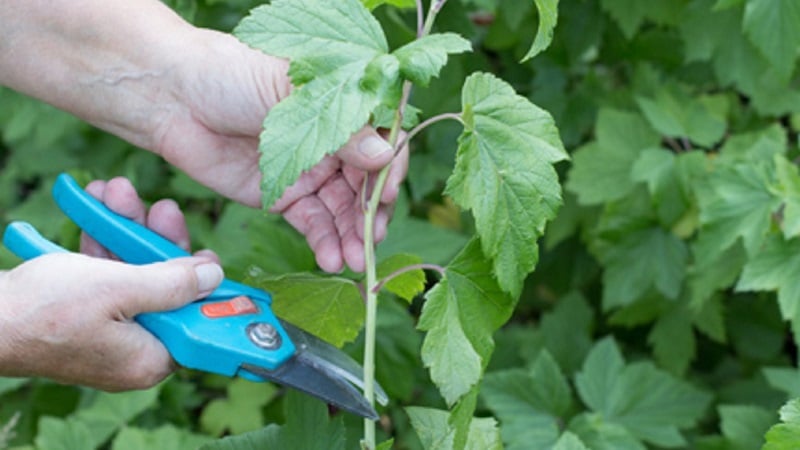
[280,320,388,406]
[241,355,378,420]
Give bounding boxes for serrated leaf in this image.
[647,304,696,376]
[233,0,394,208]
[537,292,594,375]
[376,253,426,302]
[111,426,213,450]
[736,234,800,342]
[599,226,688,310]
[553,432,589,450]
[35,417,93,450]
[717,405,774,450]
[235,0,387,76]
[254,273,364,347]
[446,72,567,297]
[393,33,472,86]
[199,379,275,437]
[418,238,515,407]
[200,391,344,450]
[575,337,711,447]
[406,407,502,450]
[774,154,800,239]
[568,413,645,450]
[521,0,559,61]
[742,0,800,80]
[635,86,727,147]
[70,388,162,449]
[763,399,800,450]
[256,67,383,208]
[695,161,781,259]
[481,351,572,450]
[567,109,660,205]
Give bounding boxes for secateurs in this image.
[2,173,386,419]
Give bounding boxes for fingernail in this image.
[358,135,392,159]
[195,263,224,297]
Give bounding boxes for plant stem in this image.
[361,2,449,448]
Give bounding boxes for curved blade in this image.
[241,355,378,420]
[280,321,388,406]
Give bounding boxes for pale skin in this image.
[0,0,408,390]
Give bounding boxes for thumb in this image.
[117,257,224,318]
[336,126,394,171]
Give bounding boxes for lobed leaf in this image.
[393,33,473,86]
[446,72,568,297]
[575,337,712,447]
[406,407,502,450]
[418,238,515,407]
[763,399,800,450]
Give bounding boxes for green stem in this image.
[362,3,448,448]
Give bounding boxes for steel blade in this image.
[279,320,388,406]
[241,356,378,420]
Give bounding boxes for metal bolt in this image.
[247,322,282,350]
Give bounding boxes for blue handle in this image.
[2,174,296,375]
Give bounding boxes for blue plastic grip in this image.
[2,221,69,260]
[1,174,296,374]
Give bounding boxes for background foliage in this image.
[1,0,800,449]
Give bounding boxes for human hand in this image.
[0,178,223,391]
[153,30,408,273]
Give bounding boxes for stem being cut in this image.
[361,2,449,449]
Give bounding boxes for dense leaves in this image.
[3,0,800,449]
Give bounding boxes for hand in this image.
[0,178,224,391]
[155,29,408,273]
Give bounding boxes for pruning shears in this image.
[2,173,386,419]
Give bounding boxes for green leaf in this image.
[553,432,589,450]
[774,154,800,239]
[567,109,660,205]
[362,0,416,9]
[393,33,472,86]
[763,367,800,398]
[235,0,387,76]
[717,404,774,450]
[647,304,696,376]
[111,426,213,450]
[406,407,502,450]
[736,234,800,341]
[446,72,568,297]
[199,379,275,437]
[742,0,800,80]
[575,337,712,447]
[34,417,93,450]
[635,86,728,147]
[481,351,572,450]
[568,413,645,450]
[418,238,515,407]
[233,0,393,208]
[599,227,688,310]
[521,0,559,61]
[763,399,800,450]
[376,253,426,302]
[537,292,594,375]
[253,273,364,347]
[695,161,781,260]
[200,391,345,450]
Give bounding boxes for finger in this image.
[336,126,394,172]
[113,256,224,319]
[282,196,343,273]
[146,199,191,252]
[354,202,391,243]
[81,180,112,258]
[269,156,340,212]
[102,177,148,224]
[194,248,221,264]
[382,139,409,204]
